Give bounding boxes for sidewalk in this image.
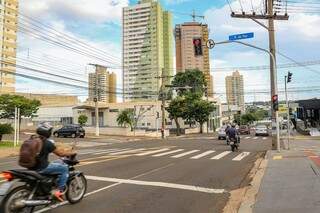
[253,138,320,213]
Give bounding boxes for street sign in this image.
[229,32,254,41]
[206,39,215,49]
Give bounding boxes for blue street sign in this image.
[229,32,254,41]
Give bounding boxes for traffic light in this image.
[204,87,208,97]
[193,38,203,56]
[272,95,279,111]
[287,72,293,83]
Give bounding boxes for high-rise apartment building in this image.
[88,65,117,103]
[225,71,244,108]
[175,22,213,97]
[0,0,18,94]
[122,0,173,102]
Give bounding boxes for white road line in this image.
[86,176,225,194]
[190,150,216,159]
[262,137,267,140]
[92,149,129,155]
[232,152,250,161]
[135,148,170,156]
[245,137,251,139]
[253,137,258,139]
[211,151,232,160]
[109,148,146,155]
[153,149,184,157]
[171,150,200,158]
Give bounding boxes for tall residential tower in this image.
[225,71,244,108]
[122,0,173,102]
[0,0,18,94]
[175,22,213,97]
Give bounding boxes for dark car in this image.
[53,125,85,138]
[239,125,250,135]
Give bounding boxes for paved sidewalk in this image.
[253,139,320,213]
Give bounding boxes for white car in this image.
[255,125,269,136]
[218,128,227,140]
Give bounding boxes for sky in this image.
[15,0,320,103]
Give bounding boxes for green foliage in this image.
[0,123,14,142]
[117,109,134,131]
[0,94,41,119]
[240,113,257,125]
[167,97,186,136]
[171,69,207,98]
[189,100,215,133]
[78,114,88,126]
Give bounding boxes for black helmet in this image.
[36,122,53,138]
[231,123,236,128]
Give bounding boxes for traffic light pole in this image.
[214,40,280,152]
[285,75,291,150]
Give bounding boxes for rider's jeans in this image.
[40,160,69,191]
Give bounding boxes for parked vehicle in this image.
[239,125,250,135]
[255,125,269,136]
[218,127,227,140]
[53,125,85,138]
[0,155,87,213]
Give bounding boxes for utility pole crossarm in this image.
[231,13,289,20]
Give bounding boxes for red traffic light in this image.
[193,38,201,45]
[272,95,278,101]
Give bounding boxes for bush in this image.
[0,123,14,142]
[78,114,88,126]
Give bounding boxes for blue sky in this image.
[17,0,320,102]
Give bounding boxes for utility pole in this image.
[231,0,289,150]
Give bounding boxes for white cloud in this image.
[21,0,129,24]
[165,0,191,4]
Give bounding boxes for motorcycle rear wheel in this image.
[0,185,34,213]
[66,174,87,204]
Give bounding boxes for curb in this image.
[237,152,269,213]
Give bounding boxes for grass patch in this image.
[0,141,20,148]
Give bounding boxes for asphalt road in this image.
[0,134,271,213]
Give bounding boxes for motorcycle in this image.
[229,137,239,152]
[226,136,230,145]
[0,154,86,213]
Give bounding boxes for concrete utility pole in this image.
[231,0,289,150]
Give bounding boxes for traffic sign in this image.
[206,39,215,49]
[229,32,254,41]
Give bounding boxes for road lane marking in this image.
[171,150,200,158]
[135,148,170,156]
[273,155,283,160]
[91,149,129,155]
[211,151,232,160]
[153,149,184,157]
[109,148,146,155]
[262,137,267,140]
[253,137,258,139]
[80,148,124,155]
[190,150,216,159]
[232,152,250,161]
[245,137,251,139]
[85,175,225,194]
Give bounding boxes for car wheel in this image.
[71,133,76,138]
[80,135,85,138]
[54,132,59,137]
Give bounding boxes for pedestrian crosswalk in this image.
[79,147,251,162]
[240,136,268,140]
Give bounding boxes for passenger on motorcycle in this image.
[226,124,240,144]
[33,123,77,201]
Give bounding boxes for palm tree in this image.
[117,109,134,131]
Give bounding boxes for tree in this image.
[78,114,88,126]
[240,113,257,125]
[166,97,186,136]
[0,94,41,120]
[171,69,207,98]
[117,109,134,131]
[0,123,14,142]
[190,100,215,133]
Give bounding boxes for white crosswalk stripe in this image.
[135,148,170,156]
[253,137,258,139]
[190,150,216,159]
[109,148,146,156]
[211,151,232,160]
[93,149,130,155]
[153,149,184,157]
[171,150,200,158]
[262,137,267,140]
[245,136,251,139]
[232,152,250,161]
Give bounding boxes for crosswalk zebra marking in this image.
[135,148,170,156]
[245,137,251,139]
[262,137,267,140]
[153,149,184,157]
[190,150,216,159]
[211,151,232,160]
[109,148,146,156]
[232,152,250,161]
[171,150,200,158]
[93,149,130,155]
[253,137,258,139]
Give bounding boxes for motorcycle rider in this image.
[225,124,231,144]
[33,122,77,201]
[227,123,240,144]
